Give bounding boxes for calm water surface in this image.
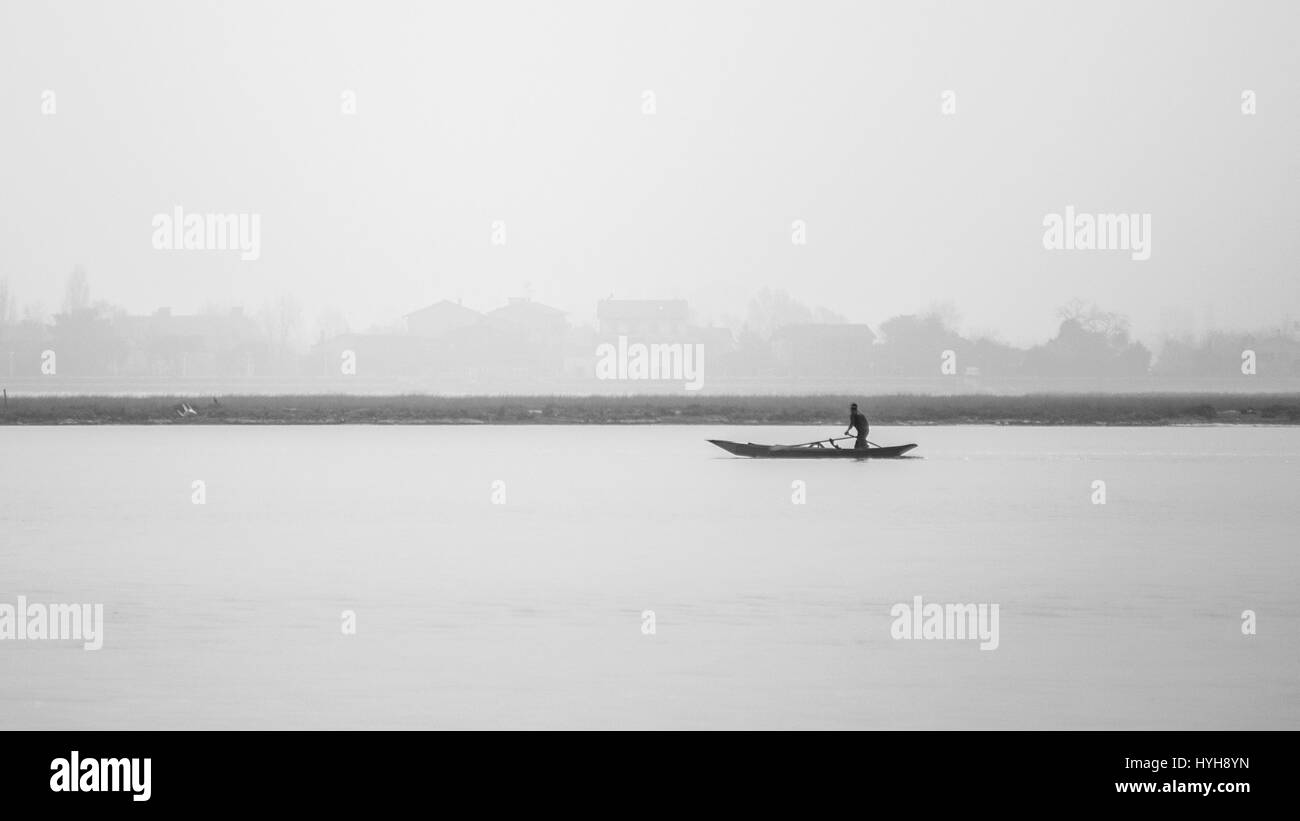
[1,425,1296,729]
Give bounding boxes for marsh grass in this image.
[1,393,1298,425]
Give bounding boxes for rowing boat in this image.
[708,439,917,459]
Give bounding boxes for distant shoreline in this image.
[1,393,1298,426]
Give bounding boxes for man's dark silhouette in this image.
[845,402,869,449]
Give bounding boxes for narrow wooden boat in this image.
[708,439,917,459]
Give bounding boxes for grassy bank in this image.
[1,393,1299,426]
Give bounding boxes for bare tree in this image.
[745,289,846,338]
[923,299,962,332]
[62,266,91,314]
[0,277,13,325]
[1057,299,1130,340]
[260,294,303,357]
[313,308,350,344]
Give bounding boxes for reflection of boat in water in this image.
[708,439,917,459]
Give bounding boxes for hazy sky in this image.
[1,0,1296,345]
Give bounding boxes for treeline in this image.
[0,269,300,379]
[2,273,1298,383]
[718,297,1300,380]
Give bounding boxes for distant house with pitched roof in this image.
[481,297,569,377]
[404,300,483,338]
[487,297,567,335]
[597,299,690,339]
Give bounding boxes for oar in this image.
[785,435,856,448]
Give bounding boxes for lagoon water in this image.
[1,425,1297,729]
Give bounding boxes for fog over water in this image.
[1,1,1297,347]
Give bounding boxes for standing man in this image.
[845,402,869,450]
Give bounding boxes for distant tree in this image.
[878,312,954,343]
[923,300,962,332]
[875,313,965,375]
[1023,302,1150,378]
[314,308,351,344]
[0,281,9,363]
[1056,299,1130,338]
[260,294,304,364]
[50,297,126,376]
[0,279,12,353]
[1153,336,1225,377]
[965,334,1024,377]
[732,326,778,376]
[1154,329,1300,378]
[0,277,13,325]
[810,306,847,324]
[745,289,845,338]
[62,266,91,314]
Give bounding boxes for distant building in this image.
[1154,331,1300,378]
[771,323,877,377]
[487,297,567,335]
[116,307,259,349]
[596,299,689,338]
[113,307,263,377]
[483,298,569,377]
[312,296,572,387]
[590,298,741,380]
[1251,333,1300,377]
[563,326,599,379]
[404,300,483,339]
[0,320,51,378]
[313,332,443,379]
